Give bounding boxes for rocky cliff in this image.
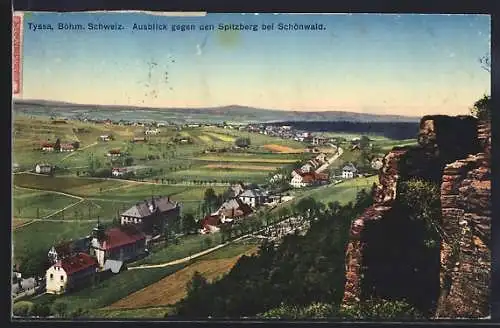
[342,116,491,318]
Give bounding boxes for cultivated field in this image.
[107,240,259,309]
[262,144,304,153]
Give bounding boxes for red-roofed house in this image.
[60,143,75,152]
[107,149,122,157]
[90,224,147,269]
[200,215,221,234]
[45,252,98,295]
[290,171,329,188]
[41,143,54,152]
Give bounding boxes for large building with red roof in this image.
[90,224,147,270]
[45,252,98,295]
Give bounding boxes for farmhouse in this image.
[90,223,147,270]
[112,167,129,177]
[145,128,160,135]
[35,163,53,174]
[45,252,98,295]
[100,135,112,142]
[200,215,222,234]
[41,143,55,152]
[120,196,181,236]
[371,157,384,170]
[60,143,75,152]
[342,163,358,179]
[107,149,122,157]
[226,183,245,198]
[290,171,329,188]
[312,136,329,145]
[216,198,253,220]
[238,189,268,208]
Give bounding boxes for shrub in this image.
[398,178,442,245]
[12,301,34,317]
[301,302,336,318]
[31,303,52,317]
[339,299,423,320]
[51,301,68,318]
[257,302,304,319]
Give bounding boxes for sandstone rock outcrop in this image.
[435,122,491,318]
[342,116,490,318]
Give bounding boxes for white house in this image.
[45,253,98,295]
[342,163,358,179]
[99,135,111,142]
[300,163,314,173]
[112,167,128,177]
[238,189,268,208]
[371,158,384,170]
[35,163,53,174]
[291,174,307,188]
[145,129,160,135]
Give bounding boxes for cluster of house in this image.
[199,184,276,234]
[40,141,77,152]
[44,195,181,295]
[289,153,332,188]
[243,124,339,146]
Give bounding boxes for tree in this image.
[186,271,208,297]
[72,141,80,150]
[203,188,219,213]
[470,94,491,122]
[18,246,52,278]
[182,213,198,234]
[124,157,134,166]
[359,136,371,149]
[54,138,61,152]
[235,137,251,148]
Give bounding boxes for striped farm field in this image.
[198,135,213,143]
[203,164,278,171]
[202,132,236,142]
[194,156,297,164]
[262,144,304,153]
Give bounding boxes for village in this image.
[13,130,372,301]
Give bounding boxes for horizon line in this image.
[13,97,422,118]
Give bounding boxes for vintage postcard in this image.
[11,12,491,320]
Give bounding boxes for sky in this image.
[15,12,490,116]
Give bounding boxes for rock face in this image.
[342,116,490,318]
[435,122,491,318]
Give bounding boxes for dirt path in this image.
[41,199,85,219]
[127,234,252,270]
[13,185,83,200]
[59,142,98,162]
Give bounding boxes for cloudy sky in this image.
[17,12,490,116]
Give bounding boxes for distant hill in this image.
[13,99,420,123]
